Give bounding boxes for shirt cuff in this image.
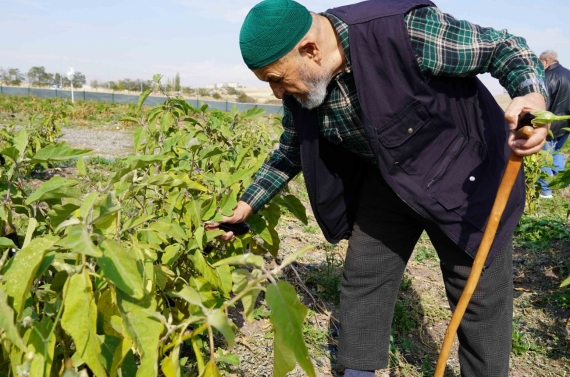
[515,77,548,100]
[240,183,271,213]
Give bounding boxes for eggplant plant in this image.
[0,77,315,377]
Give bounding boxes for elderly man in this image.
[211,0,548,376]
[537,50,570,198]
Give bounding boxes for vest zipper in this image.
[426,136,464,189]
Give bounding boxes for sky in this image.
[2,0,570,95]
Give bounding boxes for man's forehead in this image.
[254,60,290,81]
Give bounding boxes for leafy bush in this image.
[236,92,256,104]
[0,76,316,376]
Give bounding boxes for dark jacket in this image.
[285,0,525,266]
[545,62,570,139]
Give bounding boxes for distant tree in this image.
[181,86,194,95]
[27,66,51,87]
[54,73,63,87]
[90,80,100,89]
[226,87,239,95]
[197,88,209,97]
[62,71,86,88]
[212,92,222,100]
[236,91,256,103]
[0,68,25,86]
[174,72,181,92]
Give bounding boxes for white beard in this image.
[296,62,331,110]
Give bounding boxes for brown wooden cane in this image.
[434,125,534,377]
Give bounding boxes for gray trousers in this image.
[337,169,513,377]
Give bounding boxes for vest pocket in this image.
[431,138,488,211]
[375,100,440,174]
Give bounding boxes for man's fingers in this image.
[219,231,235,241]
[508,126,548,156]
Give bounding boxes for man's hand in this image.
[205,200,253,241]
[504,92,548,156]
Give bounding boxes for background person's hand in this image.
[205,200,253,241]
[504,92,548,156]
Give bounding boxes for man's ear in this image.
[298,40,321,63]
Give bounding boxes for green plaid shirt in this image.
[241,6,547,212]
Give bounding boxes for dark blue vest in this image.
[285,0,525,265]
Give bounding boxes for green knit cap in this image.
[240,0,312,70]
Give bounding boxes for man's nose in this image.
[269,82,285,99]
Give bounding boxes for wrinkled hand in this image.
[204,200,253,241]
[504,92,548,156]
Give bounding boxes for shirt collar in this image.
[321,12,352,74]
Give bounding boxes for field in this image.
[0,90,569,377]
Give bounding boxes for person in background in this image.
[538,50,570,198]
[208,0,548,376]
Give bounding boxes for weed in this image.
[515,214,570,249]
[303,225,319,234]
[414,245,437,263]
[307,244,344,303]
[512,318,540,355]
[252,306,271,320]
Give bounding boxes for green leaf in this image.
[61,269,108,377]
[266,281,315,377]
[561,276,570,288]
[161,244,182,267]
[31,142,91,163]
[133,126,145,152]
[280,246,314,271]
[116,292,164,377]
[22,217,37,248]
[248,215,277,255]
[160,111,175,131]
[548,168,570,190]
[279,195,308,225]
[216,349,240,366]
[122,215,154,233]
[110,155,168,183]
[193,250,220,290]
[99,334,122,372]
[218,185,239,217]
[0,237,16,249]
[138,89,153,110]
[27,317,57,377]
[3,236,57,317]
[199,359,221,377]
[57,224,103,257]
[47,203,80,228]
[14,127,28,157]
[240,107,266,119]
[207,309,235,347]
[216,264,232,296]
[0,289,27,351]
[171,285,203,307]
[25,176,80,205]
[0,146,19,162]
[161,345,180,377]
[231,269,261,323]
[211,253,264,269]
[99,240,145,300]
[143,173,208,191]
[79,192,99,220]
[200,197,217,221]
[77,156,87,176]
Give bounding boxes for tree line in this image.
[0,67,260,102]
[0,66,185,93]
[0,66,86,88]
